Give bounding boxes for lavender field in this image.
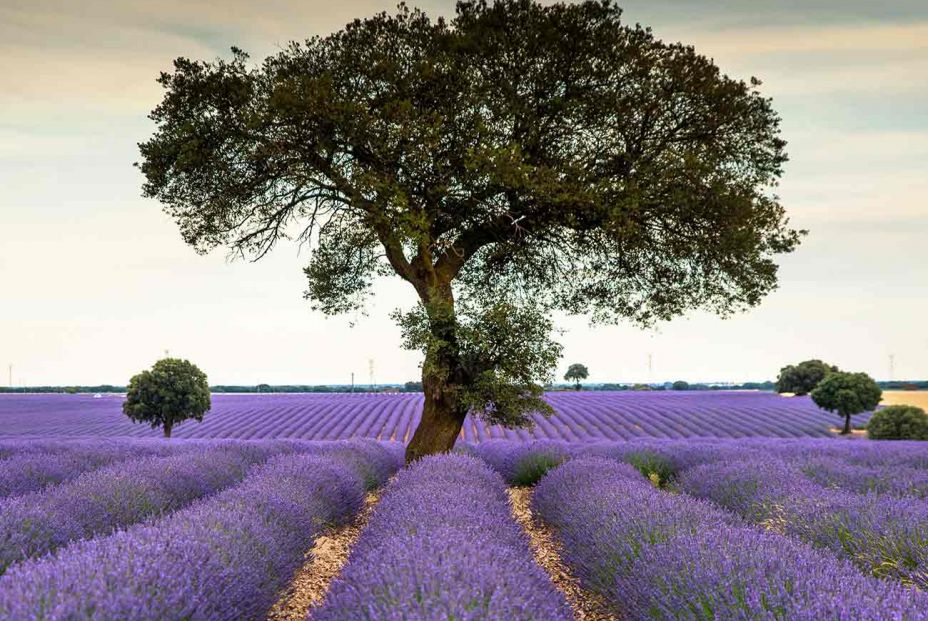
[1,436,926,620]
[0,391,861,441]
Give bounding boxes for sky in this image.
[1,0,926,386]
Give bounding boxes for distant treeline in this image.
[2,380,925,394]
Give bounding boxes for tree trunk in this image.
[841,414,851,435]
[405,370,466,463]
[404,280,467,463]
[163,421,173,439]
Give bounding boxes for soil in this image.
[266,491,380,621]
[507,486,618,621]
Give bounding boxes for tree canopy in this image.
[775,359,838,396]
[138,0,802,460]
[564,363,590,390]
[810,371,881,435]
[123,358,211,438]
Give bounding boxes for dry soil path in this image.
[508,487,618,621]
[266,491,381,621]
[266,484,615,621]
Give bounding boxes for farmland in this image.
[1,435,926,620]
[0,391,865,441]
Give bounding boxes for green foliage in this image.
[511,452,565,486]
[867,405,928,441]
[671,380,690,391]
[123,358,211,438]
[775,359,838,395]
[624,451,676,487]
[564,363,589,390]
[137,0,802,443]
[393,297,561,427]
[403,381,423,392]
[811,371,881,435]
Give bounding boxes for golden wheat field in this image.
[881,391,928,409]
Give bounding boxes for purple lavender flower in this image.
[314,454,572,620]
[0,452,370,620]
[679,458,928,589]
[0,444,272,574]
[471,440,571,484]
[621,527,928,620]
[535,458,928,620]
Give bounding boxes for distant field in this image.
[0,391,861,441]
[881,390,928,409]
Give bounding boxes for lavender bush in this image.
[470,440,571,484]
[800,458,928,498]
[622,528,928,620]
[0,444,273,574]
[679,459,928,588]
[0,453,368,620]
[315,454,572,620]
[535,458,928,620]
[0,443,172,499]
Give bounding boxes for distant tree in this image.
[123,358,211,438]
[775,359,838,396]
[138,1,802,461]
[867,405,928,441]
[564,364,589,390]
[672,380,690,391]
[256,383,271,393]
[632,384,651,391]
[403,381,424,393]
[811,371,881,435]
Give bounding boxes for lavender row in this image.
[0,443,277,574]
[0,437,190,461]
[0,452,371,620]
[0,442,182,499]
[678,458,928,589]
[533,458,927,620]
[315,454,572,620]
[469,438,928,492]
[799,457,928,498]
[0,391,861,440]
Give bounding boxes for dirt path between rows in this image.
[508,487,617,621]
[266,491,380,621]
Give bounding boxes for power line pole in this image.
[647,353,653,385]
[889,353,895,382]
[368,359,375,391]
[350,372,355,393]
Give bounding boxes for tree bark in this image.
[841,414,851,435]
[163,421,173,439]
[404,279,467,463]
[405,370,466,463]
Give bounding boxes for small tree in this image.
[672,380,690,391]
[811,371,881,435]
[564,364,589,391]
[123,358,211,438]
[867,405,928,441]
[775,359,838,396]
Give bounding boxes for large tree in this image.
[138,1,802,461]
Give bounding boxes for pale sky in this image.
[1,1,926,386]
